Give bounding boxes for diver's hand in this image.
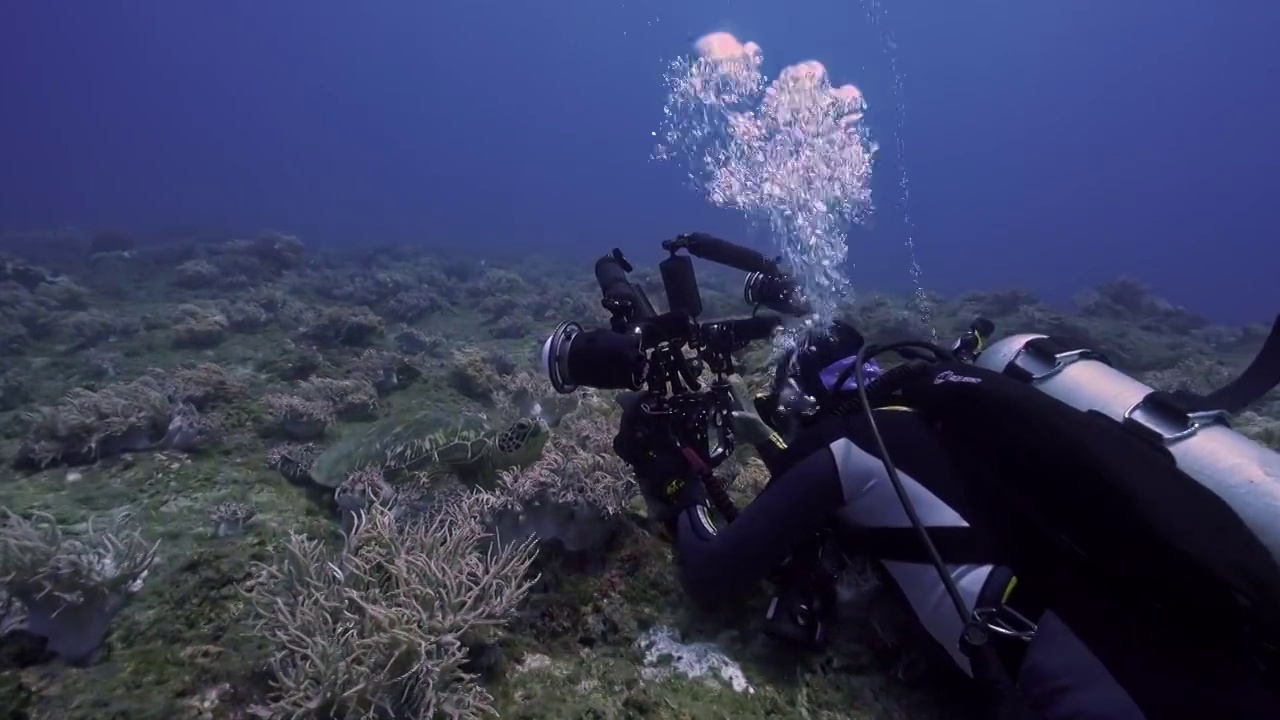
[731,409,783,449]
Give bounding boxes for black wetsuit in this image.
[671,408,1280,720]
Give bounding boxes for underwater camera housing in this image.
[542,233,809,477]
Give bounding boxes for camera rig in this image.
[543,232,812,518]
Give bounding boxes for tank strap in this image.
[999,336,1110,384]
[1174,312,1280,415]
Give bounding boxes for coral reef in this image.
[0,232,1273,720]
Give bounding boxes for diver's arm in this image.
[673,447,844,609]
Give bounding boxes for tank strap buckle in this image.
[1006,337,1105,383]
[973,604,1037,642]
[1122,391,1231,445]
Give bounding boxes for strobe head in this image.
[542,321,647,394]
[744,270,812,317]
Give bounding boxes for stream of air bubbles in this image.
[860,0,934,336]
[655,18,934,338]
[655,32,876,331]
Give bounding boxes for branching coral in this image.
[173,260,222,289]
[32,277,91,311]
[261,393,335,441]
[1143,356,1238,397]
[334,467,397,535]
[381,287,442,323]
[0,509,159,665]
[489,407,638,554]
[267,442,322,484]
[299,306,384,347]
[207,501,256,538]
[449,346,505,403]
[220,300,271,333]
[496,445,636,518]
[59,309,131,351]
[15,377,173,468]
[158,402,224,453]
[393,327,447,357]
[170,304,230,349]
[164,362,249,410]
[349,348,423,395]
[294,377,378,421]
[245,492,539,720]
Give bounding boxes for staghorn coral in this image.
[299,305,384,347]
[1236,411,1280,451]
[1074,276,1208,333]
[477,294,520,323]
[207,501,256,538]
[0,509,158,665]
[223,232,305,273]
[0,280,56,343]
[476,268,526,296]
[163,362,249,409]
[267,442,322,484]
[261,393,335,441]
[173,260,222,289]
[489,407,638,554]
[59,309,137,351]
[1142,356,1238,397]
[170,304,230,349]
[0,318,28,355]
[448,345,509,404]
[293,377,379,421]
[491,370,580,426]
[244,492,538,720]
[157,402,224,453]
[348,348,422,395]
[0,370,30,412]
[14,377,173,469]
[381,287,442,323]
[32,277,91,311]
[496,447,636,518]
[718,454,771,496]
[333,466,397,535]
[0,255,54,290]
[220,300,271,333]
[393,326,447,357]
[259,340,327,382]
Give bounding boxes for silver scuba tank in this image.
[974,334,1280,571]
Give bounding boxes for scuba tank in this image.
[974,329,1280,574]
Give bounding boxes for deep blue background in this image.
[1,1,1276,321]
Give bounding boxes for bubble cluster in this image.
[656,32,878,327]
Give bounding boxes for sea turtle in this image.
[274,411,550,491]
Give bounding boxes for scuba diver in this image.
[614,317,1280,720]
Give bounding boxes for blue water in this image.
[1,1,1276,321]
